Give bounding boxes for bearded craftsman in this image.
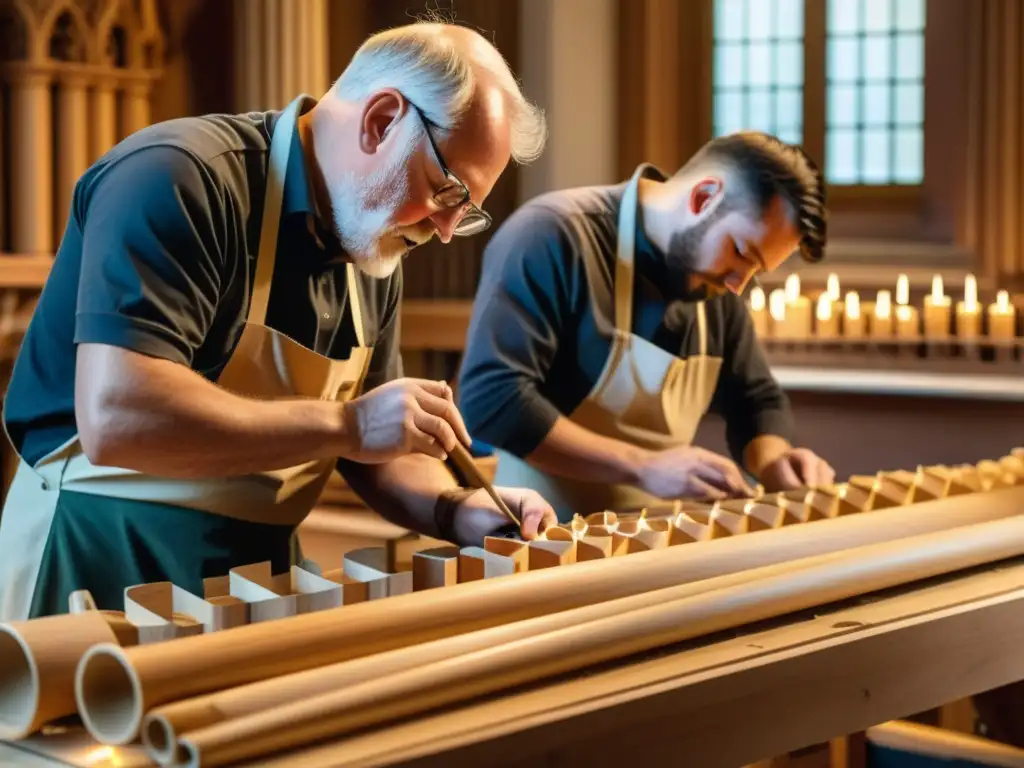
[457,132,836,522]
[0,22,558,621]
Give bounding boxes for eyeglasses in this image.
[408,103,493,237]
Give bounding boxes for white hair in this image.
[332,22,547,165]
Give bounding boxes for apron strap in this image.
[613,167,648,334]
[345,263,367,348]
[697,301,708,356]
[248,98,303,327]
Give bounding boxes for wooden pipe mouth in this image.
[0,626,38,739]
[141,713,186,766]
[75,643,143,745]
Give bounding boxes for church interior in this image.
[1,0,1024,766]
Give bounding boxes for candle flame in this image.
[769,288,787,321]
[749,285,765,311]
[826,273,840,301]
[896,274,909,306]
[875,290,891,319]
[816,293,832,321]
[784,273,801,303]
[845,291,861,320]
[931,274,944,304]
[570,514,588,540]
[896,304,914,322]
[964,274,977,311]
[996,290,1012,313]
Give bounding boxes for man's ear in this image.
[359,88,407,154]
[689,177,724,214]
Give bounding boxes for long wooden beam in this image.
[249,560,1024,767]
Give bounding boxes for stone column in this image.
[121,78,152,137]
[55,72,90,240]
[89,75,118,163]
[9,69,53,254]
[233,0,330,112]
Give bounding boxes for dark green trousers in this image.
[29,489,300,618]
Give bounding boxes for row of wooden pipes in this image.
[64,456,1020,646]
[0,453,1022,766]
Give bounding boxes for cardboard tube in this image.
[142,542,871,762]
[0,610,129,739]
[75,487,1024,745]
[176,514,1024,768]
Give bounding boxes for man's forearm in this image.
[337,454,459,538]
[75,343,351,477]
[523,416,650,485]
[743,434,792,478]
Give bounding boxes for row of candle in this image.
[749,273,1018,342]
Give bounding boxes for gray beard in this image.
[330,125,419,279]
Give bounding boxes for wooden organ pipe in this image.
[73,486,1024,745]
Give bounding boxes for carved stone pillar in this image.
[233,0,330,112]
[121,79,152,137]
[55,72,90,239]
[10,69,53,254]
[89,75,118,163]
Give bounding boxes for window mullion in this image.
[803,0,827,172]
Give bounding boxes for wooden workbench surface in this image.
[3,558,1024,768]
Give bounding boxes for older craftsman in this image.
[457,132,835,521]
[0,22,555,621]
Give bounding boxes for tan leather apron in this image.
[0,97,372,621]
[493,165,724,520]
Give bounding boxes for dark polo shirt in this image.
[5,96,403,467]
[456,171,793,466]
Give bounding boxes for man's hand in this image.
[635,445,755,500]
[758,447,836,491]
[339,378,472,463]
[453,486,557,545]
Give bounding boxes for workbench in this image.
[3,557,1023,767]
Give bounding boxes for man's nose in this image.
[430,209,463,244]
[725,268,756,295]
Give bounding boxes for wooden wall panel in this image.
[964,0,1024,285]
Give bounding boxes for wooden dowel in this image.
[74,487,1024,745]
[143,543,868,762]
[175,514,1024,768]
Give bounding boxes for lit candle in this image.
[988,290,1016,340]
[870,289,894,339]
[896,273,910,307]
[748,286,768,337]
[825,272,844,322]
[816,293,839,338]
[895,304,920,339]
[826,273,840,302]
[893,272,918,338]
[922,274,951,339]
[844,290,865,338]
[769,288,787,338]
[956,274,981,340]
[784,273,812,339]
